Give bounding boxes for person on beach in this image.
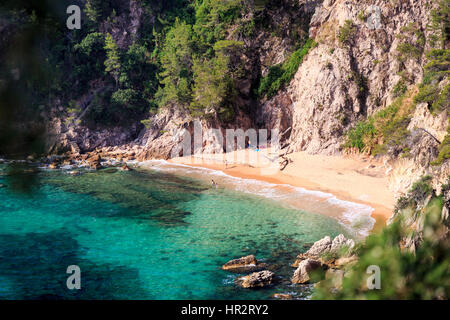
[211,179,218,189]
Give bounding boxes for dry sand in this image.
[170,149,395,233]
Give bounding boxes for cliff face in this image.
[257,0,449,197]
[45,0,448,199]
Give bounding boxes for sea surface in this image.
[0,161,363,300]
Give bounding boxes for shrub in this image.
[257,38,316,98]
[313,179,449,300]
[338,20,356,45]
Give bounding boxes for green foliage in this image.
[155,18,194,106]
[338,20,356,46]
[415,49,450,114]
[111,89,139,109]
[393,78,408,97]
[344,121,376,152]
[257,38,316,98]
[428,0,450,48]
[314,178,450,300]
[432,126,450,165]
[193,0,242,56]
[85,0,114,23]
[190,53,235,120]
[344,92,414,155]
[104,33,121,86]
[396,22,426,63]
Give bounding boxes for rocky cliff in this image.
[45,0,448,200]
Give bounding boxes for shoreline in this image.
[169,151,395,234]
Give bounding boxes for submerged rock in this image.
[236,270,275,288]
[121,164,132,171]
[291,258,324,284]
[222,255,267,273]
[0,183,6,188]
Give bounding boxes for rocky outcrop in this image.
[292,234,355,267]
[283,0,433,155]
[236,270,275,288]
[222,255,267,273]
[291,258,324,284]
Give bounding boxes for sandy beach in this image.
[170,149,395,233]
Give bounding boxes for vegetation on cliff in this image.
[343,0,449,163]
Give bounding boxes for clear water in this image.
[0,162,349,300]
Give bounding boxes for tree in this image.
[190,53,234,119]
[156,18,194,106]
[104,33,121,87]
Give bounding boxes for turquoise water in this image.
[0,162,349,300]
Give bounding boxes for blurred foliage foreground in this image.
[314,176,450,300]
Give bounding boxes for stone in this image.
[0,183,6,188]
[121,164,132,171]
[49,162,59,169]
[236,270,275,288]
[335,255,358,267]
[272,293,292,300]
[222,255,267,273]
[305,236,332,256]
[291,259,323,284]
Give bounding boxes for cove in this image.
[0,163,349,299]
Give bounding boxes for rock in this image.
[272,293,292,300]
[103,168,118,174]
[222,255,267,273]
[330,234,355,253]
[305,236,332,256]
[90,162,102,170]
[291,259,324,284]
[121,164,132,171]
[68,171,81,176]
[236,270,275,288]
[49,162,59,169]
[335,255,358,267]
[0,183,6,188]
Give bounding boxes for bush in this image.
[338,20,356,45]
[313,179,450,300]
[257,38,316,98]
[344,120,376,152]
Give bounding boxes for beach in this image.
[170,149,395,233]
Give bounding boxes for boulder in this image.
[0,183,6,188]
[305,236,332,256]
[291,258,324,284]
[121,164,132,171]
[331,234,355,253]
[272,293,292,300]
[48,162,59,169]
[236,270,275,288]
[222,255,267,273]
[335,255,358,267]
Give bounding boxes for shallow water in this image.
[0,162,350,299]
